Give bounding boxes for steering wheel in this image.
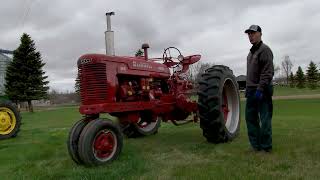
[162,47,184,64]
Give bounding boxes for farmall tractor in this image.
[67,12,240,166]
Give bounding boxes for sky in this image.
[1,0,319,92]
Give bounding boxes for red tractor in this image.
[67,12,240,166]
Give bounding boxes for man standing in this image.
[245,25,274,152]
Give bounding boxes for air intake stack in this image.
[105,12,115,56]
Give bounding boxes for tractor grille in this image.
[79,63,107,105]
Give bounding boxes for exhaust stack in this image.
[105,12,115,56]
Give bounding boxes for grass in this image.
[240,86,320,98]
[273,86,320,96]
[0,98,320,179]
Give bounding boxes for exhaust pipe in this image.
[105,12,115,56]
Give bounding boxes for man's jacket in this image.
[246,41,274,94]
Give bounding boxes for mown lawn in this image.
[0,99,320,179]
[239,86,320,98]
[273,86,320,96]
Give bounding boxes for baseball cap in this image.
[245,25,262,33]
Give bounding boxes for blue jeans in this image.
[245,87,273,150]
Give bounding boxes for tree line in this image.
[289,61,319,89]
[277,55,319,89]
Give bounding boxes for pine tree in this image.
[289,72,295,88]
[5,33,49,112]
[318,66,320,82]
[318,65,320,82]
[295,66,305,89]
[306,61,318,89]
[318,64,320,80]
[135,49,144,57]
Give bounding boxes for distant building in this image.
[0,49,13,95]
[236,75,246,90]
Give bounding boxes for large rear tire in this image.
[78,119,123,166]
[198,65,240,143]
[123,111,161,138]
[0,102,21,140]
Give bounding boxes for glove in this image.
[255,90,263,100]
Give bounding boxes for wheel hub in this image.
[93,130,115,159]
[222,89,230,124]
[222,78,240,134]
[0,109,15,135]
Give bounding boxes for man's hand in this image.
[255,90,263,100]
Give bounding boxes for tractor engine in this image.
[117,77,164,102]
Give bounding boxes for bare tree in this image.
[274,63,280,78]
[186,62,200,82]
[186,62,214,84]
[281,55,293,85]
[48,89,80,105]
[48,89,59,105]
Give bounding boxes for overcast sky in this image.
[1,0,319,92]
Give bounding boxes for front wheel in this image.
[78,119,123,166]
[67,118,91,164]
[198,65,240,143]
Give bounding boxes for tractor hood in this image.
[78,54,170,76]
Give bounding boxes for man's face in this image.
[247,31,261,44]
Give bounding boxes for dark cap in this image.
[245,25,262,33]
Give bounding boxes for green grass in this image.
[273,86,320,96]
[1,99,320,179]
[240,86,320,98]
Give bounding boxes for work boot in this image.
[247,147,261,153]
[262,148,272,153]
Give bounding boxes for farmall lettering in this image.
[133,61,153,69]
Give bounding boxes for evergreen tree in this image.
[289,72,295,88]
[306,61,318,89]
[135,49,144,57]
[319,64,320,80]
[318,65,320,82]
[295,66,305,89]
[318,66,320,82]
[5,33,49,112]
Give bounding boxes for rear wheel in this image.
[198,65,240,143]
[123,111,161,138]
[0,102,21,140]
[78,119,123,166]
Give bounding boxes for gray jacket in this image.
[246,41,274,92]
